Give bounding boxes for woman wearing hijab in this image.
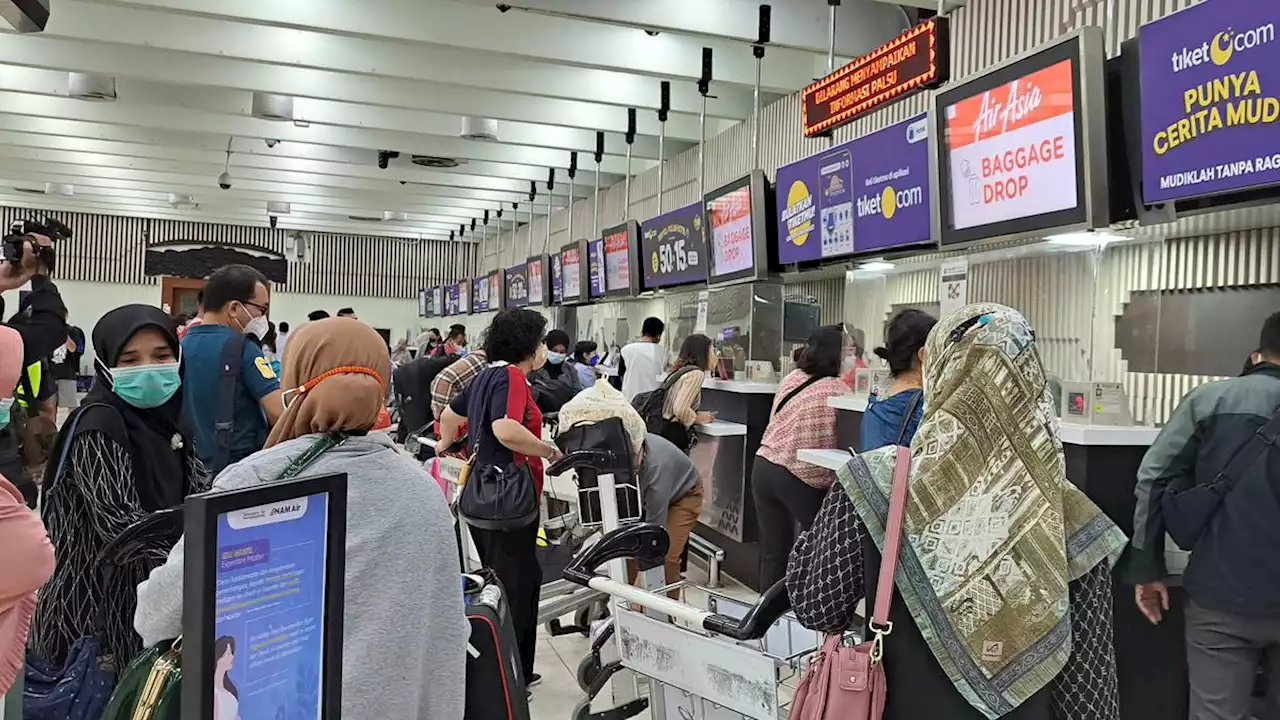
[0,326,55,696]
[28,305,205,670]
[134,318,467,720]
[787,304,1128,720]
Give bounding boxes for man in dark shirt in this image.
[180,265,283,473]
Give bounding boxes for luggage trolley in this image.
[549,429,825,720]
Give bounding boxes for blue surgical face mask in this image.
[547,350,566,365]
[0,398,13,429]
[588,353,600,367]
[108,362,182,409]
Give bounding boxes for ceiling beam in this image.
[47,0,759,118]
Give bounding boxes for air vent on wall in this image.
[460,116,499,141]
[252,92,294,122]
[411,155,461,168]
[68,72,116,101]
[12,187,45,195]
[347,214,382,222]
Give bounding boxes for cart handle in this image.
[546,448,619,476]
[563,524,793,641]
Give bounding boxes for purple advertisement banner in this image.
[1140,1,1280,203]
[506,263,529,307]
[444,284,459,316]
[639,202,707,290]
[776,114,932,263]
[587,238,605,298]
[472,276,489,312]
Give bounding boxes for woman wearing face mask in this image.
[859,308,936,451]
[528,328,582,413]
[28,305,206,670]
[438,308,563,690]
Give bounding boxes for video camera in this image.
[4,216,71,267]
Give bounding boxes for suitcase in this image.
[464,571,532,720]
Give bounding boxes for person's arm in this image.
[1128,394,1200,584]
[430,362,463,420]
[66,432,156,549]
[438,403,466,454]
[666,370,702,427]
[0,479,54,605]
[786,483,865,633]
[241,341,284,426]
[491,369,559,460]
[1051,561,1120,720]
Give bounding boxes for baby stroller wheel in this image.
[576,653,602,693]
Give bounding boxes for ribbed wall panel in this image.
[1,206,148,284]
[783,277,846,327]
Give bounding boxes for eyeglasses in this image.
[242,301,270,318]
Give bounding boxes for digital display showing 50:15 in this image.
[640,201,706,290]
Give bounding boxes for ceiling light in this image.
[382,210,407,222]
[67,72,116,101]
[168,193,197,209]
[460,117,499,142]
[44,182,73,196]
[857,260,895,272]
[1045,230,1130,247]
[251,92,294,122]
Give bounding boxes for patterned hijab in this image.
[837,303,1126,718]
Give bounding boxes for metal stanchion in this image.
[449,230,456,281]
[827,0,840,75]
[697,47,713,201]
[752,5,771,171]
[481,210,489,272]
[525,181,537,260]
[623,108,636,222]
[544,168,555,254]
[593,131,603,236]
[509,203,519,267]
[657,81,669,213]
[457,225,466,282]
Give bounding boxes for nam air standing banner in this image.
[1140,0,1280,203]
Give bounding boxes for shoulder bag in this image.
[99,433,343,720]
[1162,405,1280,549]
[787,444,911,720]
[456,367,540,530]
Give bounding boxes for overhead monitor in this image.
[550,252,564,305]
[705,170,770,286]
[934,26,1109,246]
[182,472,347,720]
[587,238,606,299]
[443,283,459,316]
[456,279,471,315]
[640,201,708,291]
[471,275,490,313]
[418,288,428,318]
[602,221,640,298]
[505,261,529,308]
[526,255,549,307]
[487,269,505,311]
[432,286,444,318]
[559,240,587,305]
[1138,0,1280,204]
[777,113,934,264]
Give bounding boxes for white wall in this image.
[270,291,419,344]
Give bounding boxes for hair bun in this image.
[873,346,890,360]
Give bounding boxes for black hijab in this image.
[46,304,191,511]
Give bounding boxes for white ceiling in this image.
[0,0,913,241]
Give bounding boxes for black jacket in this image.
[7,275,70,367]
[1128,362,1280,616]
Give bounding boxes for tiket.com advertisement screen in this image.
[213,494,328,720]
[1140,1,1280,203]
[706,182,756,283]
[945,59,1078,231]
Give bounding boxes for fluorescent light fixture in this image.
[1045,230,1129,247]
[857,260,896,272]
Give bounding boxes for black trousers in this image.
[752,457,828,589]
[471,522,542,678]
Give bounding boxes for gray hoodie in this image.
[134,434,466,720]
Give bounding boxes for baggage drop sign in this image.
[942,58,1079,231]
[1140,0,1280,203]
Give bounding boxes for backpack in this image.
[530,370,580,414]
[630,365,702,451]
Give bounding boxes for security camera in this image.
[265,138,280,148]
[269,215,278,229]
[645,29,660,36]
[217,171,233,190]
[376,149,400,170]
[496,3,511,11]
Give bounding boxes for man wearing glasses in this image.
[180,264,284,474]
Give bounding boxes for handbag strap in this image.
[772,374,823,418]
[893,389,923,446]
[273,433,345,482]
[1212,404,1280,488]
[869,444,912,663]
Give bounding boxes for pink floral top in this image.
[756,370,851,489]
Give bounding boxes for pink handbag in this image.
[788,445,911,720]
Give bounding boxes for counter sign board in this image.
[802,17,949,137]
[640,202,707,290]
[1140,0,1280,203]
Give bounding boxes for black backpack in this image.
[630,365,702,451]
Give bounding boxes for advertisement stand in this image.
[182,473,348,720]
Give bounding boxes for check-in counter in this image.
[692,377,779,591]
[828,395,868,450]
[795,416,1181,720]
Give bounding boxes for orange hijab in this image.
[266,318,392,448]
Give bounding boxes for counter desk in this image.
[814,399,1184,720]
[689,377,779,591]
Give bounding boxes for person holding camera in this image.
[0,223,71,507]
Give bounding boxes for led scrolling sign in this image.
[802,17,950,138]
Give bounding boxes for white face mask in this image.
[841,355,857,374]
[238,306,269,340]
